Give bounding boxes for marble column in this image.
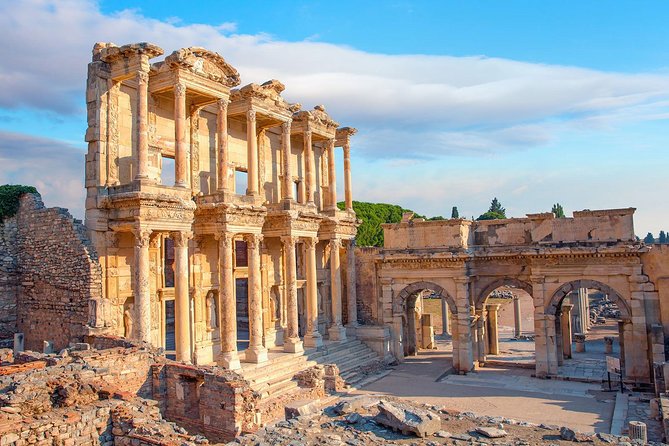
[513,295,522,337]
[216,233,240,369]
[132,228,151,343]
[216,99,230,192]
[343,140,353,212]
[135,71,150,181]
[174,82,188,187]
[328,239,346,341]
[281,236,303,353]
[579,288,589,332]
[304,130,315,205]
[171,231,192,362]
[246,109,258,196]
[245,233,267,363]
[561,303,573,359]
[326,138,337,210]
[281,120,294,201]
[303,237,323,348]
[345,240,358,327]
[441,297,450,335]
[486,304,500,355]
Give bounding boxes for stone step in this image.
[335,351,379,374]
[254,376,299,398]
[315,343,370,364]
[250,359,318,387]
[241,354,310,381]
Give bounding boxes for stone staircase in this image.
[238,338,382,400]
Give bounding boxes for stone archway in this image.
[397,281,457,315]
[546,279,631,320]
[475,277,533,310]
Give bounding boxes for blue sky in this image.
[1,0,668,236]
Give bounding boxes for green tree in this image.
[477,197,506,220]
[660,231,667,244]
[451,206,459,218]
[644,232,655,244]
[0,184,38,222]
[551,203,565,218]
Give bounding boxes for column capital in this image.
[280,235,298,247]
[329,238,342,249]
[346,238,356,248]
[174,82,186,98]
[217,97,229,110]
[170,231,193,247]
[247,109,256,122]
[303,236,318,249]
[327,138,336,149]
[215,232,234,246]
[304,129,312,140]
[132,228,152,247]
[244,233,263,249]
[137,70,149,85]
[282,119,292,132]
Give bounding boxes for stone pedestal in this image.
[604,336,614,354]
[574,333,586,353]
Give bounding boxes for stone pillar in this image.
[561,303,573,359]
[475,311,486,363]
[343,140,353,212]
[174,82,188,188]
[172,231,192,362]
[282,236,303,353]
[216,233,240,369]
[135,71,150,181]
[132,228,151,344]
[216,99,230,192]
[454,278,474,373]
[328,239,346,341]
[304,130,315,205]
[303,237,323,348]
[441,297,450,335]
[513,295,522,338]
[326,138,337,210]
[281,120,293,201]
[604,336,614,354]
[574,333,586,353]
[578,288,589,333]
[486,304,500,355]
[346,240,358,327]
[246,109,258,196]
[245,233,267,363]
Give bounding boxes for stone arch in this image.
[397,281,457,315]
[475,277,533,310]
[546,279,631,320]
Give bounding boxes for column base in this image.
[303,332,323,348]
[328,325,347,342]
[244,346,268,364]
[217,351,241,370]
[283,337,304,353]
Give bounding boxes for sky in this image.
[1,0,668,236]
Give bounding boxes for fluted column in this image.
[282,236,303,353]
[345,239,358,327]
[303,237,323,348]
[174,82,188,187]
[171,231,192,362]
[281,120,294,201]
[328,239,346,341]
[326,138,337,210]
[245,233,267,363]
[304,130,314,205]
[216,99,230,192]
[246,109,258,196]
[135,71,150,181]
[513,295,522,337]
[132,228,151,343]
[216,233,240,369]
[486,304,500,355]
[343,141,353,212]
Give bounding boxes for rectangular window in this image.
[235,240,248,267]
[161,155,175,186]
[235,169,248,195]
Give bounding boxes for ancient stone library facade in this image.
[83,43,359,367]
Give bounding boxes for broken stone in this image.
[433,430,451,438]
[560,426,576,441]
[373,400,441,438]
[285,400,321,420]
[475,426,507,438]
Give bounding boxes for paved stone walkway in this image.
[626,394,663,442]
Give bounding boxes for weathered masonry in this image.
[84,42,360,366]
[358,209,669,385]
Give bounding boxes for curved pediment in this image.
[164,47,241,88]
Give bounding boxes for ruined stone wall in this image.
[0,215,19,345]
[13,193,103,351]
[355,247,381,325]
[152,363,260,442]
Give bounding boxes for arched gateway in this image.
[364,209,666,385]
